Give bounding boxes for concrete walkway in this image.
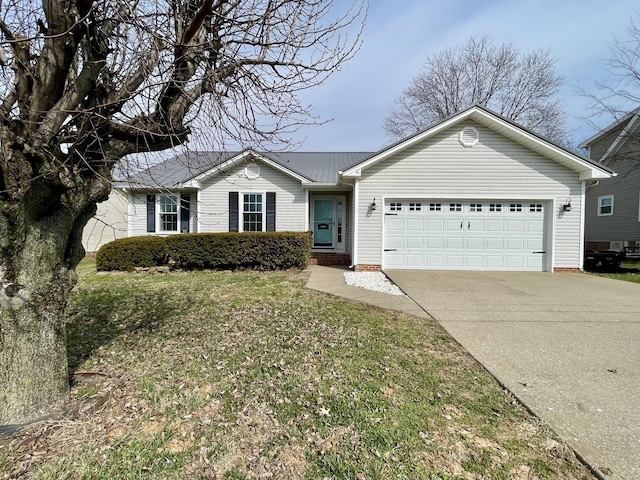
[307,266,640,480]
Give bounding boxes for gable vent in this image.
[245,163,260,179]
[459,126,479,147]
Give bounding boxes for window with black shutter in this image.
[266,192,276,231]
[229,192,239,232]
[180,194,191,232]
[146,194,156,232]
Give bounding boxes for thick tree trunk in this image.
[0,295,70,424]
[0,201,92,425]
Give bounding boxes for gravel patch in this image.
[343,271,406,296]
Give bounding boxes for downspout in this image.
[351,178,359,269]
[579,181,586,271]
[304,189,310,231]
[195,189,201,233]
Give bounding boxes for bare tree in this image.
[579,15,640,130]
[0,0,366,425]
[384,36,567,144]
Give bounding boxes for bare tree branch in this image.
[384,36,567,145]
[0,0,367,424]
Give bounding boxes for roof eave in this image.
[579,108,640,148]
[193,149,313,184]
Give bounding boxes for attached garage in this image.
[341,106,614,272]
[384,199,547,270]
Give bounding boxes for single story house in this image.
[580,108,640,255]
[83,105,614,271]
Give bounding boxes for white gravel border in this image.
[343,271,405,296]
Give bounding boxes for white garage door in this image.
[384,200,546,271]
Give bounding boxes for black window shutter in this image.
[146,194,156,232]
[180,194,191,232]
[229,192,239,232]
[266,192,276,231]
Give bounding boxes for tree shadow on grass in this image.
[65,286,178,374]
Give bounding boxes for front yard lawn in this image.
[587,260,640,284]
[1,259,594,479]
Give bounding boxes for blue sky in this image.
[290,0,639,152]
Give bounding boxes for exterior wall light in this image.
[370,198,376,210]
[562,199,572,211]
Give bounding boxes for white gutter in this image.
[351,178,359,268]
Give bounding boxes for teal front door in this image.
[313,199,334,247]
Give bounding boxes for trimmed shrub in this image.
[96,236,169,271]
[166,232,312,270]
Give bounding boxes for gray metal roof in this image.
[121,150,374,187]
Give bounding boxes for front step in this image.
[310,252,351,266]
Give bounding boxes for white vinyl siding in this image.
[198,161,306,232]
[356,120,582,270]
[82,189,129,252]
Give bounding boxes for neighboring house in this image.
[580,109,640,255]
[83,105,613,271]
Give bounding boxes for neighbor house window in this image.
[598,195,614,216]
[159,194,179,232]
[243,193,263,231]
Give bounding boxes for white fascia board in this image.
[598,113,640,163]
[579,108,640,148]
[193,149,312,184]
[580,169,617,181]
[182,179,202,189]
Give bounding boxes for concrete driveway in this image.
[384,270,640,480]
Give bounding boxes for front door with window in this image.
[312,197,345,250]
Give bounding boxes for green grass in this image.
[0,259,594,479]
[587,260,640,283]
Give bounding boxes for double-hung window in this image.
[146,193,191,234]
[598,195,614,216]
[229,191,275,232]
[159,194,179,232]
[243,193,263,231]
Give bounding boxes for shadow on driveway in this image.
[385,270,640,480]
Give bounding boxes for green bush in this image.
[166,232,312,270]
[96,236,169,271]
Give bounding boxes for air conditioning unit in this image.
[610,241,623,250]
